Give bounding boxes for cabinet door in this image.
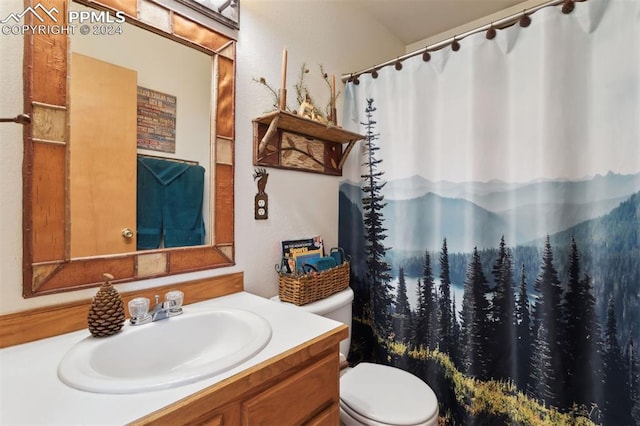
[69,53,137,257]
[242,353,339,425]
[192,402,241,426]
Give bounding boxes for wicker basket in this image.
[278,261,350,306]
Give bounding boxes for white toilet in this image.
[271,287,439,426]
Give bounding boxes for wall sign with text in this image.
[137,86,177,153]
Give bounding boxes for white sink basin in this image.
[58,307,272,394]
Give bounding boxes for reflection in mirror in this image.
[69,11,212,256]
[23,0,236,297]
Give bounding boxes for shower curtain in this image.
[339,0,639,424]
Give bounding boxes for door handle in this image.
[121,228,134,239]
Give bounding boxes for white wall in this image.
[405,0,550,53]
[0,0,404,313]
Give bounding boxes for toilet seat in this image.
[340,363,438,426]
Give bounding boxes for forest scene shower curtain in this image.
[339,0,639,424]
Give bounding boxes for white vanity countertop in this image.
[0,291,342,425]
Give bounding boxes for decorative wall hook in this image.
[253,168,269,220]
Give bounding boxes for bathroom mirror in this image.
[22,0,236,297]
[68,4,213,257]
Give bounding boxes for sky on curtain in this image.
[343,0,638,184]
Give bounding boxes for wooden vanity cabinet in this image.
[131,326,348,426]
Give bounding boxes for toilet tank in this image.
[271,287,353,356]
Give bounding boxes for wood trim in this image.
[216,56,235,139]
[91,0,138,18]
[33,255,137,294]
[168,246,232,273]
[0,272,243,348]
[30,0,67,105]
[31,143,66,263]
[215,164,234,244]
[172,13,233,52]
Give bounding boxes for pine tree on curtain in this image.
[515,264,532,391]
[361,98,394,340]
[488,236,516,382]
[438,239,454,357]
[531,236,565,407]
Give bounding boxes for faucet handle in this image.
[165,290,184,312]
[128,297,150,319]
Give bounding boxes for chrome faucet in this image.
[128,291,184,326]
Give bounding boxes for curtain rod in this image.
[137,153,199,166]
[341,0,569,83]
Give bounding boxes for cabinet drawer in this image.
[305,403,340,426]
[242,353,339,425]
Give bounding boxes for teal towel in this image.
[137,157,205,249]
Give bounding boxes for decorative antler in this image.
[253,168,269,195]
[253,168,267,180]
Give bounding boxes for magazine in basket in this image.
[281,236,324,274]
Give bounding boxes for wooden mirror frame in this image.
[23,0,235,297]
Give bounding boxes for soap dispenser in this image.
[87,273,125,337]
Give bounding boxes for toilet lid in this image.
[340,363,438,426]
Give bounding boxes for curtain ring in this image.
[486,24,497,40]
[451,37,461,52]
[520,11,531,27]
[562,0,575,14]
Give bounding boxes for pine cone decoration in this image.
[87,273,125,337]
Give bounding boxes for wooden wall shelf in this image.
[253,110,365,176]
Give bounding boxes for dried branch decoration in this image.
[253,76,282,112]
[254,60,341,125]
[320,64,341,123]
[294,62,312,107]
